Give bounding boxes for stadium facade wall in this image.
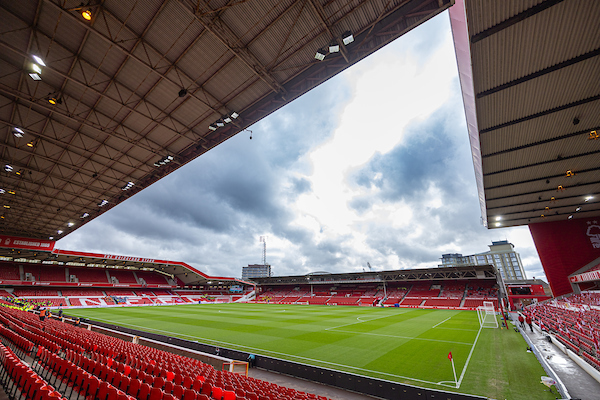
[86,318,486,400]
[529,218,600,297]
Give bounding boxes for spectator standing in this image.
[518,313,525,329]
[525,315,533,333]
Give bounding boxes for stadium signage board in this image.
[0,235,55,251]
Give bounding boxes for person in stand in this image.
[525,315,533,333]
[58,307,63,318]
[74,317,81,327]
[247,354,255,368]
[39,308,47,322]
[518,313,525,329]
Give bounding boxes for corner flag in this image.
[448,351,457,388]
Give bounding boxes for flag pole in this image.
[451,357,457,388]
[449,351,457,388]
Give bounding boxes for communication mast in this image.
[259,236,267,268]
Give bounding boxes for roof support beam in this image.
[470,0,566,44]
[477,48,600,99]
[178,0,286,96]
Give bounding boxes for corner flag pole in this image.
[449,351,457,388]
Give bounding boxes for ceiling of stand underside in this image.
[0,0,451,240]
[464,0,600,228]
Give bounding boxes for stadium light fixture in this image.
[575,206,582,212]
[495,222,501,227]
[48,96,62,105]
[122,181,135,191]
[98,199,108,207]
[315,49,327,61]
[31,63,42,74]
[589,130,598,140]
[342,31,354,45]
[13,127,24,138]
[0,189,4,194]
[495,216,502,221]
[29,73,41,81]
[57,230,63,235]
[208,124,217,131]
[585,196,594,202]
[26,140,35,148]
[223,115,232,124]
[230,112,239,119]
[568,215,573,220]
[329,41,340,53]
[32,55,45,66]
[216,120,225,127]
[3,205,9,209]
[81,8,92,20]
[81,212,89,218]
[49,236,54,240]
[67,222,74,227]
[4,165,13,172]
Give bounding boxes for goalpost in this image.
[477,301,498,328]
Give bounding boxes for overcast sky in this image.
[57,11,547,282]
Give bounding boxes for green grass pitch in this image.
[69,303,556,399]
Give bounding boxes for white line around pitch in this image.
[432,316,451,328]
[456,322,484,388]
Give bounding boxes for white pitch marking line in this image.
[326,313,397,331]
[432,316,452,328]
[456,322,484,388]
[332,329,473,345]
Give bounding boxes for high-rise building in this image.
[439,240,527,280]
[242,264,271,281]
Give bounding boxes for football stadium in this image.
[0,1,599,400]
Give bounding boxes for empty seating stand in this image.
[0,306,333,400]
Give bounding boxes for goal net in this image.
[477,301,498,328]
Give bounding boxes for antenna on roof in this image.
[367,262,372,271]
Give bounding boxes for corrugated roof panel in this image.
[176,34,230,84]
[472,1,600,94]
[480,100,600,157]
[143,1,198,63]
[476,56,600,130]
[466,0,544,36]
[103,0,164,36]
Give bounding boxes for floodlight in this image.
[167,155,174,161]
[49,236,54,240]
[230,112,239,119]
[31,64,42,74]
[0,189,4,194]
[495,216,502,221]
[315,49,326,61]
[495,222,501,227]
[48,97,57,105]
[67,222,74,227]
[13,128,24,138]
[57,230,63,234]
[209,124,217,131]
[81,9,92,20]
[32,55,45,66]
[29,73,41,81]
[81,213,89,218]
[329,42,340,53]
[585,196,593,202]
[4,165,13,172]
[568,215,573,220]
[223,115,232,124]
[342,31,354,45]
[3,205,10,209]
[26,140,35,147]
[575,206,582,212]
[216,120,225,127]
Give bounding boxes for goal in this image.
[477,301,498,328]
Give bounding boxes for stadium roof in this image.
[250,264,497,285]
[0,0,452,241]
[451,0,600,229]
[0,244,250,286]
